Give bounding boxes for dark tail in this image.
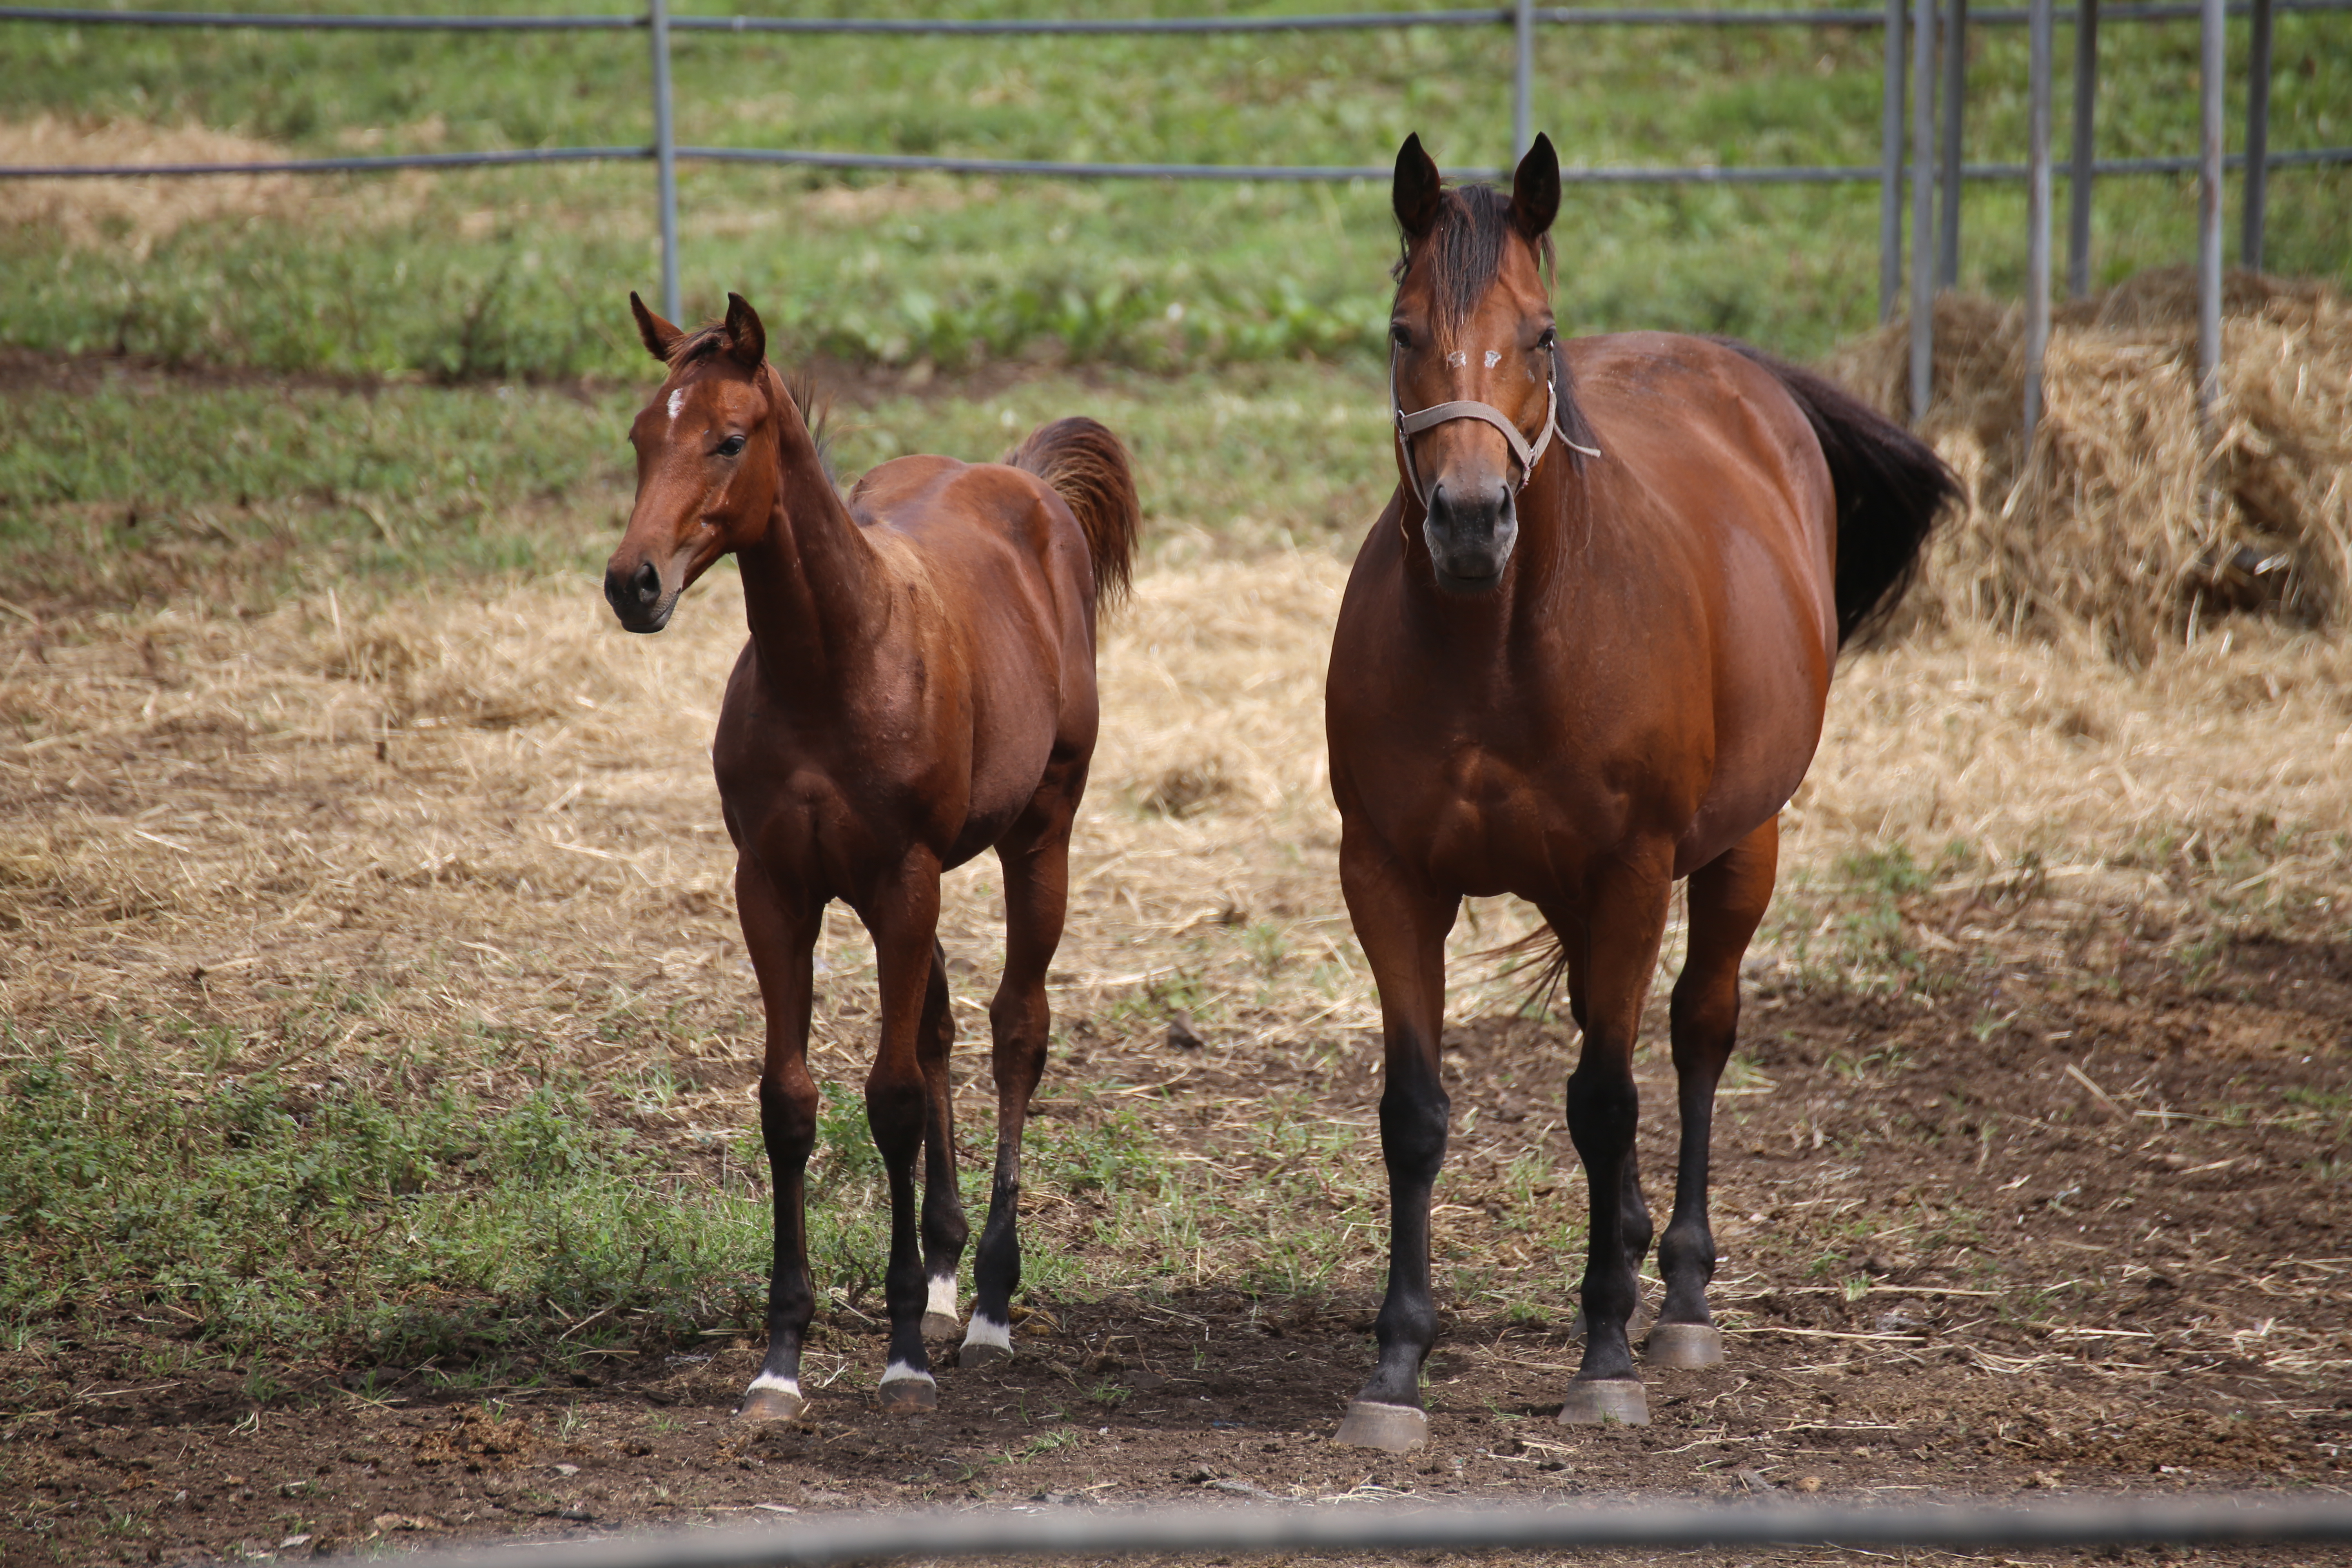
[1006,416,1142,613]
[1719,341,1962,648]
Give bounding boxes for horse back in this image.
[846,455,1102,845]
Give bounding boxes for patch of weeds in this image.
[998,1426,1082,1463]
[0,1029,771,1389]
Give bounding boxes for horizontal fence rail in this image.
[12,147,2350,181]
[409,1496,2352,1568]
[4,0,2348,27]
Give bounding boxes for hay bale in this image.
[1824,270,2352,659]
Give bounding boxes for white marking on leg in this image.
[878,1359,936,1389]
[1484,349,1502,369]
[666,388,686,423]
[746,1370,801,1400]
[927,1276,958,1323]
[962,1316,1012,1352]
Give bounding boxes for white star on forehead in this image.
[1445,350,1467,368]
[666,388,687,422]
[1485,350,1502,369]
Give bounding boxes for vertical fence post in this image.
[1512,0,1535,159]
[1935,0,1966,289]
[2025,0,2053,440]
[1909,0,1938,418]
[2242,0,2273,270]
[2066,0,2097,296]
[2197,0,2223,428]
[649,0,681,323]
[1879,0,1909,321]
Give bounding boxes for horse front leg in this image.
[1556,913,1658,1345]
[1333,830,1459,1453]
[961,798,1077,1368]
[1550,852,1673,1427]
[735,855,824,1421]
[860,853,949,1412]
[1650,817,1778,1370]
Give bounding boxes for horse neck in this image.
[734,378,887,693]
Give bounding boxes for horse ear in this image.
[724,292,766,370]
[630,291,683,362]
[1510,133,1561,241]
[1392,132,1442,240]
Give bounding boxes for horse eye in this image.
[1537,327,1558,350]
[716,434,747,457]
[1389,323,1412,349]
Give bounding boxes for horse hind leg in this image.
[916,939,971,1343]
[961,811,1075,1369]
[1648,817,1778,1372]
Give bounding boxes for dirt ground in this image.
[9,929,2348,1564]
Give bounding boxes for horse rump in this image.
[1716,341,1962,649]
[1005,417,1142,612]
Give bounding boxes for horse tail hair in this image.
[1006,416,1142,613]
[1717,341,1962,648]
[1482,921,1575,1020]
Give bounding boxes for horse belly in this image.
[1673,536,1833,876]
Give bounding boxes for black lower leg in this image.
[755,1076,818,1392]
[866,1074,932,1381]
[1359,1060,1450,1408]
[916,945,969,1310]
[967,1138,1023,1338]
[1567,1060,1641,1381]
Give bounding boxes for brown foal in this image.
[1324,136,1958,1450]
[603,292,1139,1419]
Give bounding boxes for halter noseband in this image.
[1388,348,1600,511]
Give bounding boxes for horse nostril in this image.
[632,560,661,606]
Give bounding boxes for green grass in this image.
[3,0,2345,379]
[0,356,1397,615]
[0,1029,772,1382]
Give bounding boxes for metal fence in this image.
[404,1494,2352,1568]
[4,0,2350,424]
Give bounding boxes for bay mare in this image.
[1324,134,1959,1449]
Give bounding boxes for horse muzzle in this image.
[1423,480,1518,592]
[604,555,677,634]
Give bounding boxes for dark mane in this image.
[666,322,835,485]
[1392,183,1597,467]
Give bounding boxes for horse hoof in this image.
[1557,1379,1649,1427]
[922,1311,962,1341]
[736,1381,804,1422]
[957,1339,1011,1370]
[1333,1401,1428,1452]
[877,1373,938,1413]
[1645,1323,1725,1368]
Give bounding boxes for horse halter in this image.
[1389,346,1600,511]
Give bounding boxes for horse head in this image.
[1387,131,1567,593]
[604,291,787,633]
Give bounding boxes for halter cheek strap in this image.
[1389,350,1602,512]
